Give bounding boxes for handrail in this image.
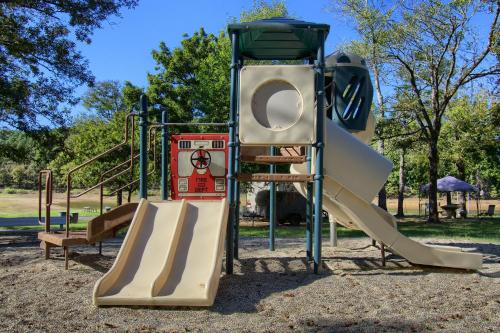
[105,128,158,198]
[65,113,136,237]
[150,122,228,127]
[98,155,137,214]
[99,127,157,213]
[38,170,53,232]
[71,167,132,198]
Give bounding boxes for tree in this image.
[49,81,143,193]
[385,90,427,217]
[147,29,221,126]
[333,0,499,222]
[440,92,500,202]
[332,0,395,211]
[82,81,125,120]
[386,0,499,222]
[147,0,288,128]
[0,0,138,130]
[238,0,288,22]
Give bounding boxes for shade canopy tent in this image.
[420,176,478,217]
[421,176,477,193]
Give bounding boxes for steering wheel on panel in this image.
[190,149,211,170]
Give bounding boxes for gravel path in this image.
[0,232,499,333]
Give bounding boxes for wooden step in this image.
[38,231,88,247]
[238,173,313,182]
[280,146,306,157]
[240,155,306,164]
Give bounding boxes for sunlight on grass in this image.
[239,217,500,242]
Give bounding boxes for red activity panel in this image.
[170,133,228,200]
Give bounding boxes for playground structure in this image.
[37,112,161,269]
[37,18,482,307]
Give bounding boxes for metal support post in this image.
[329,214,337,247]
[269,146,277,251]
[139,94,149,199]
[306,145,313,261]
[233,121,240,257]
[161,110,169,200]
[226,32,239,274]
[313,31,326,274]
[234,58,243,260]
[234,147,240,259]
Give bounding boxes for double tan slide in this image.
[93,199,229,306]
[292,119,482,270]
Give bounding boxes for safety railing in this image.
[38,170,53,232]
[64,113,136,237]
[99,127,158,214]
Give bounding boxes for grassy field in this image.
[238,216,500,242]
[2,216,499,242]
[1,190,498,242]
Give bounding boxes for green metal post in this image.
[139,94,148,199]
[269,146,276,251]
[161,110,168,200]
[234,59,243,260]
[313,31,326,274]
[306,145,313,261]
[226,32,239,274]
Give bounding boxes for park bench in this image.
[0,213,79,229]
[479,205,495,217]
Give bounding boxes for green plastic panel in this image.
[329,66,373,131]
[228,17,330,60]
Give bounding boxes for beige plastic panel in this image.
[323,118,393,202]
[93,198,229,306]
[290,117,483,270]
[351,111,376,144]
[239,65,315,145]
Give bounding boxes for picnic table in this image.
[440,204,460,218]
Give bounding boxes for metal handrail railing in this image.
[98,153,139,213]
[65,113,136,237]
[98,127,158,213]
[38,170,53,233]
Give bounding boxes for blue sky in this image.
[75,0,494,114]
[77,0,355,92]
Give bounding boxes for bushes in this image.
[0,162,37,189]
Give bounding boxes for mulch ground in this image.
[0,232,499,332]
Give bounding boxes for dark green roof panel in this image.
[228,17,330,60]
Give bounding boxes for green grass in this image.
[1,214,498,243]
[238,216,500,242]
[0,210,102,218]
[0,222,88,231]
[0,187,30,195]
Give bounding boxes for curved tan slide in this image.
[93,198,229,306]
[292,119,482,270]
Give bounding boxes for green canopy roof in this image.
[228,17,330,60]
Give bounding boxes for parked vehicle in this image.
[254,190,306,226]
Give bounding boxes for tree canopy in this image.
[0,0,138,130]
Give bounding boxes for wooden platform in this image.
[238,173,313,182]
[240,155,306,164]
[38,231,89,247]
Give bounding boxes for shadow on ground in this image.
[213,256,329,314]
[284,318,425,332]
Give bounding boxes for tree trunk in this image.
[117,189,123,206]
[456,160,467,217]
[396,148,406,217]
[373,64,387,211]
[377,139,388,211]
[427,138,440,223]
